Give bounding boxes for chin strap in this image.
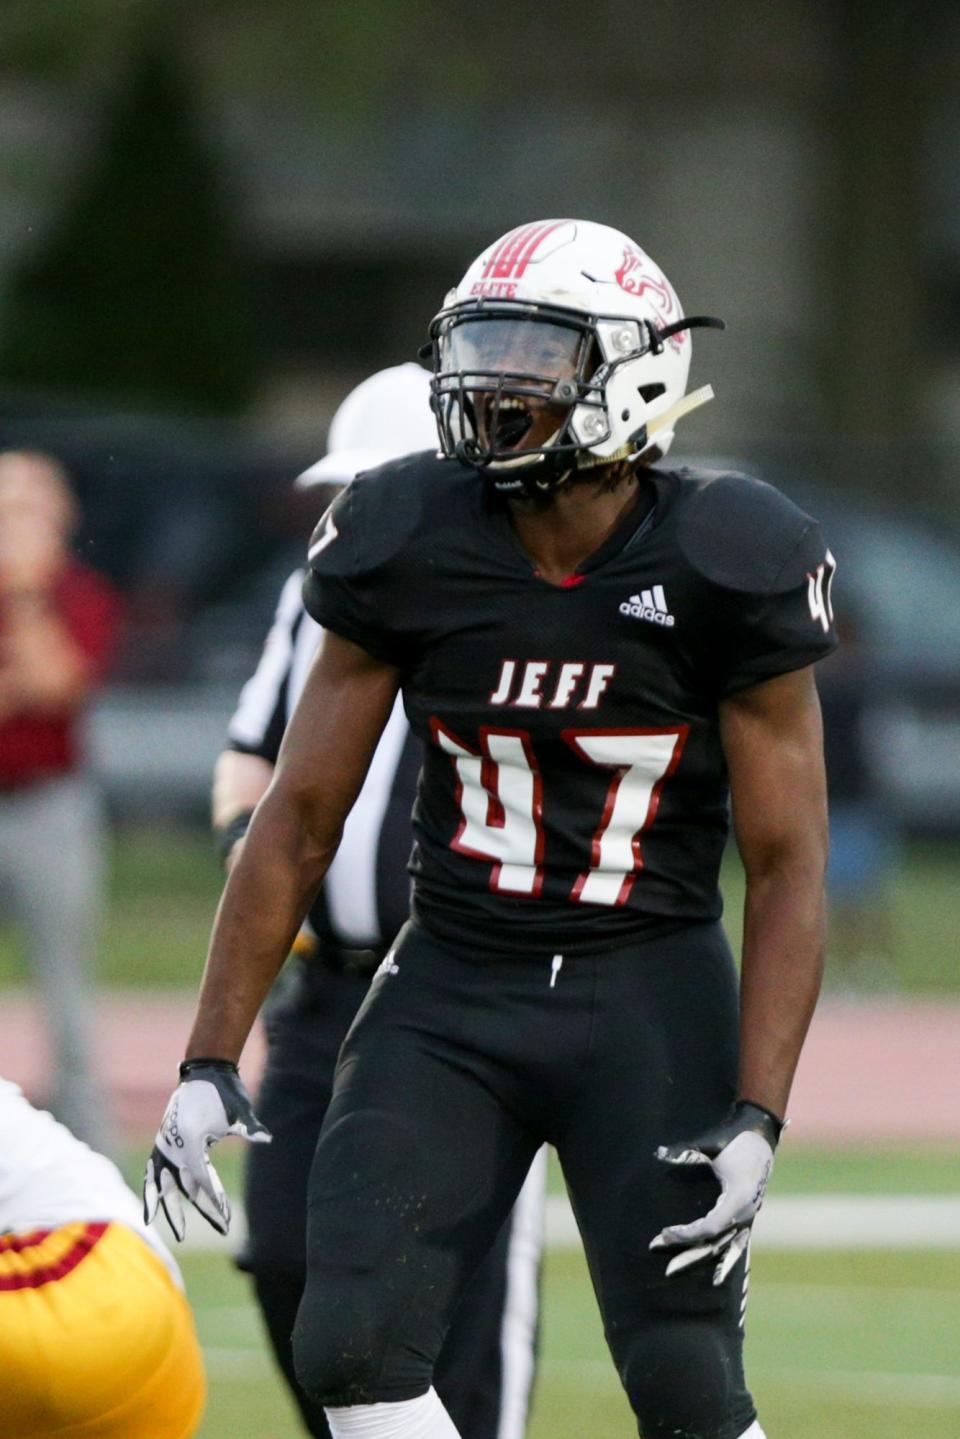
[574,442,634,473]
[645,384,715,442]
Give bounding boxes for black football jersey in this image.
[303,452,837,956]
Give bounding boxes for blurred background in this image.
[0,3,958,1437]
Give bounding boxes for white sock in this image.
[325,1387,461,1439]
[737,1424,767,1439]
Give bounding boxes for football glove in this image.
[143,1059,270,1241]
[649,1100,784,1285]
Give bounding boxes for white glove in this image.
[649,1101,783,1285]
[143,1059,270,1241]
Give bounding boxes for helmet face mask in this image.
[431,303,608,480]
[426,219,723,495]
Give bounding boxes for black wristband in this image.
[179,1057,239,1079]
[735,1098,786,1146]
[214,810,255,865]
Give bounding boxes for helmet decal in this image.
[471,220,577,300]
[613,247,686,349]
[481,220,574,281]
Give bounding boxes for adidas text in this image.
[620,586,675,627]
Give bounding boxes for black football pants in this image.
[291,918,757,1439]
[241,959,542,1439]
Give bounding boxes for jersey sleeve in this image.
[301,466,425,667]
[718,525,838,694]
[227,569,304,760]
[681,473,839,697]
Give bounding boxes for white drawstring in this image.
[549,954,563,988]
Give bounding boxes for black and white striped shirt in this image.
[227,570,421,951]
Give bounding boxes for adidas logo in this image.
[619,585,675,627]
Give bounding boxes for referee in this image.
[212,364,546,1439]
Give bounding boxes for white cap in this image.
[296,362,439,488]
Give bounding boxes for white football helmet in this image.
[427,219,723,494]
[296,362,438,488]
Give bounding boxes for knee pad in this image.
[619,1322,753,1439]
[292,1282,392,1407]
[292,1108,440,1406]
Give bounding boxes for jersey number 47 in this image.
[433,721,688,906]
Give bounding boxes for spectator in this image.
[0,1076,205,1439]
[0,451,121,1149]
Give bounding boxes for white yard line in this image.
[544,1357,960,1405]
[759,1195,960,1249]
[544,1193,960,1249]
[179,1193,960,1253]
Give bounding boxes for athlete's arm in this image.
[146,631,400,1237]
[186,630,402,1063]
[720,662,829,1118]
[650,664,826,1282]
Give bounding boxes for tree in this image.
[0,17,256,413]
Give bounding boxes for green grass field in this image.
[180,1243,960,1439]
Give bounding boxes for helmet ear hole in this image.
[638,382,666,403]
[584,335,603,377]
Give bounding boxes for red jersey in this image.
[0,562,121,788]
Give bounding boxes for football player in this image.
[1,1077,204,1439]
[215,362,545,1439]
[146,219,836,1439]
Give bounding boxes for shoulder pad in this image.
[676,469,823,595]
[306,449,446,580]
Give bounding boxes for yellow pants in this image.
[0,1219,206,1439]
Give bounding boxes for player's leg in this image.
[292,923,540,1424]
[242,960,371,1437]
[7,776,109,1149]
[435,1145,546,1439]
[252,1270,329,1435]
[252,950,544,1439]
[556,922,759,1439]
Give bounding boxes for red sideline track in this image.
[1,991,957,1142]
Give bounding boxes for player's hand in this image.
[143,1059,271,1241]
[649,1101,783,1285]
